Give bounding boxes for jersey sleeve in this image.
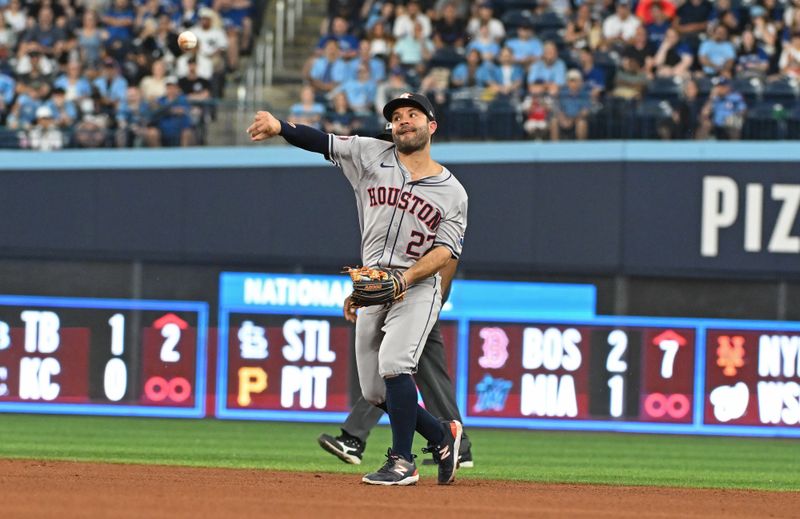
[328,135,392,186]
[434,198,468,259]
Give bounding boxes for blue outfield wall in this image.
[1,141,799,279]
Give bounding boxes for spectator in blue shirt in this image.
[486,47,524,98]
[316,16,359,59]
[645,3,672,48]
[153,77,195,146]
[505,22,543,68]
[736,29,769,78]
[6,84,43,130]
[103,0,136,48]
[44,87,78,129]
[54,61,93,102]
[466,23,501,62]
[0,72,15,116]
[348,40,386,83]
[288,85,326,129]
[308,39,350,96]
[700,77,746,140]
[116,86,160,147]
[451,48,493,89]
[93,58,129,109]
[698,25,736,75]
[551,69,592,141]
[578,48,606,98]
[332,64,377,114]
[21,7,66,58]
[528,41,567,96]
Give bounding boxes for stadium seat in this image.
[540,29,565,50]
[602,97,638,139]
[636,99,674,139]
[445,98,483,140]
[593,52,618,90]
[486,97,524,140]
[493,0,538,16]
[530,12,566,31]
[695,77,714,98]
[763,78,800,104]
[0,127,21,149]
[500,9,534,32]
[646,77,684,103]
[732,77,763,106]
[428,48,466,70]
[742,101,782,140]
[786,103,800,139]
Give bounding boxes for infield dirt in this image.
[2,459,797,518]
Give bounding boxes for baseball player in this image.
[247,93,468,486]
[318,254,474,468]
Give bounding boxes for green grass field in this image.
[1,414,798,491]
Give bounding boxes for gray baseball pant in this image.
[343,320,472,453]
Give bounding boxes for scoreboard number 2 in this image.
[160,322,181,363]
[607,330,629,418]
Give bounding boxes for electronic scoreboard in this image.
[0,296,207,417]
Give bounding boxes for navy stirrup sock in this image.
[384,374,418,462]
[384,375,446,462]
[416,403,445,446]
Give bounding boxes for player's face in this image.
[391,106,435,153]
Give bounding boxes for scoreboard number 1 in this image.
[104,313,127,402]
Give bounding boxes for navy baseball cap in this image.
[382,92,436,122]
[376,122,393,142]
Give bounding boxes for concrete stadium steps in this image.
[205,0,327,145]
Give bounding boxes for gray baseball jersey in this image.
[327,134,468,403]
[327,135,468,269]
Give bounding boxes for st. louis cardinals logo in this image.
[366,186,442,231]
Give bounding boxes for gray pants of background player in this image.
[343,320,472,454]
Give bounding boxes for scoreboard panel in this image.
[466,322,695,424]
[704,326,800,429]
[216,272,595,422]
[0,296,208,417]
[10,272,797,438]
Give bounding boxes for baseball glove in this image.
[344,266,407,307]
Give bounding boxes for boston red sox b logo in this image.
[478,327,509,369]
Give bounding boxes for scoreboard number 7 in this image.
[654,331,687,379]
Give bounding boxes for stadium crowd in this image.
[0,0,253,150]
[294,0,800,140]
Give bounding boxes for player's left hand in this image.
[344,266,407,307]
[343,295,358,323]
[246,110,281,141]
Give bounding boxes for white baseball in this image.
[178,31,198,51]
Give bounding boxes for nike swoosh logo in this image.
[380,162,394,168]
